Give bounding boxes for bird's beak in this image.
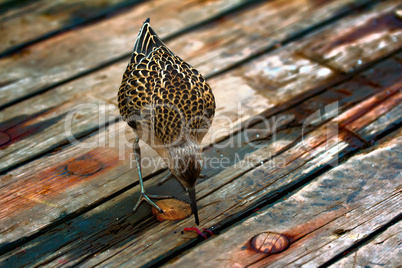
[187,187,199,225]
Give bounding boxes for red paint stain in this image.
[183,227,208,239]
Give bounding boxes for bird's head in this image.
[166,141,203,225]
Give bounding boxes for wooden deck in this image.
[0,0,401,267]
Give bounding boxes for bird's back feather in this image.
[118,19,215,148]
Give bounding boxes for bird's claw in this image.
[133,192,172,213]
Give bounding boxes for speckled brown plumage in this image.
[118,23,215,147]
[117,18,215,225]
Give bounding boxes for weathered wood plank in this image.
[0,36,337,172]
[70,64,402,266]
[0,114,358,267]
[0,50,399,265]
[333,57,401,125]
[0,0,392,173]
[76,124,363,266]
[298,0,402,73]
[196,75,387,199]
[0,0,251,107]
[167,0,372,78]
[1,1,401,265]
[361,52,402,88]
[0,0,143,55]
[0,45,336,248]
[347,85,401,132]
[1,70,384,266]
[168,131,402,268]
[332,221,401,268]
[332,60,402,142]
[357,101,401,141]
[0,0,372,108]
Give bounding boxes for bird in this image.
[118,18,216,225]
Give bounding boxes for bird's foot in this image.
[133,192,173,213]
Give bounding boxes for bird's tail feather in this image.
[132,18,173,57]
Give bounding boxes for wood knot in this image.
[0,131,10,146]
[250,232,290,254]
[67,159,102,175]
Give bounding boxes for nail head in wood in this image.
[67,159,102,176]
[152,199,192,222]
[250,232,290,254]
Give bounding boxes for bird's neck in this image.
[166,141,202,189]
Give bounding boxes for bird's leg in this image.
[132,137,171,213]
